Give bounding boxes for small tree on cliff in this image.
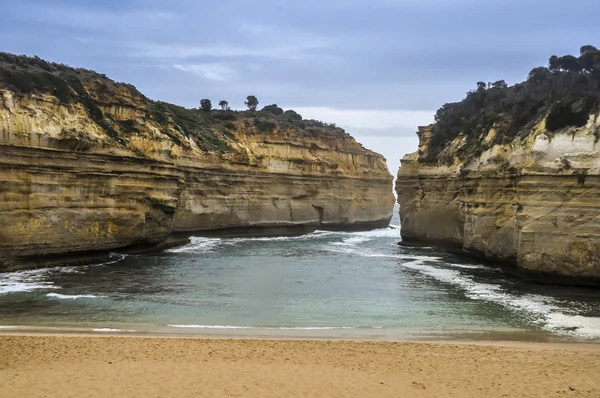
[579,46,600,72]
[549,55,560,71]
[491,80,508,89]
[200,99,212,112]
[245,95,259,111]
[557,55,582,73]
[549,55,581,72]
[218,100,229,110]
[580,45,598,55]
[528,66,550,83]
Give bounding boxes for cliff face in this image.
[0,55,394,270]
[397,45,600,284]
[397,118,600,283]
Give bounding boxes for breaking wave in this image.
[0,254,125,296]
[167,237,222,253]
[165,228,396,254]
[92,328,136,333]
[0,269,59,295]
[167,324,359,330]
[395,256,600,338]
[47,293,104,300]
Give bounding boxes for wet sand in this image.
[1,334,599,397]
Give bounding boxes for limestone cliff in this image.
[398,120,600,282]
[0,53,394,270]
[397,46,600,284]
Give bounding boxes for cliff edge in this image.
[0,53,394,270]
[396,45,600,284]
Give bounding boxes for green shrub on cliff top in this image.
[426,45,600,163]
[0,52,352,151]
[200,99,212,112]
[0,53,232,151]
[262,104,284,115]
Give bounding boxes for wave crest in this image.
[47,293,103,300]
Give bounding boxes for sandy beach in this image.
[0,335,599,397]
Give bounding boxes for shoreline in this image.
[1,325,598,345]
[2,334,600,397]
[1,330,600,347]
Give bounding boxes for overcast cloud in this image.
[2,0,597,176]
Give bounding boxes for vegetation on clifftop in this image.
[0,53,353,154]
[426,45,600,163]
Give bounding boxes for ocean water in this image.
[1,212,600,341]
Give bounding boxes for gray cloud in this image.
[1,0,598,173]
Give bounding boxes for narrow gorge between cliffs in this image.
[2,52,600,342]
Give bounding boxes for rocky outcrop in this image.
[0,55,394,270]
[397,118,600,284]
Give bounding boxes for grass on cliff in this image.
[0,53,355,155]
[425,45,600,164]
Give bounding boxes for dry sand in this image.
[1,335,600,397]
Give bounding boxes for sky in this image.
[2,0,598,177]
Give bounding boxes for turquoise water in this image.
[1,212,600,340]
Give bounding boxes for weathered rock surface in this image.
[0,57,393,270]
[397,117,600,284]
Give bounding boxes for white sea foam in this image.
[167,325,358,330]
[168,324,253,329]
[400,259,600,338]
[354,251,441,261]
[169,231,340,252]
[0,254,126,296]
[328,227,398,248]
[46,293,103,300]
[63,253,126,270]
[350,228,399,238]
[400,255,443,262]
[92,328,136,333]
[228,230,338,243]
[333,236,371,246]
[171,228,393,252]
[445,263,489,270]
[326,247,358,255]
[544,314,600,338]
[276,326,356,330]
[0,269,58,295]
[312,230,336,235]
[0,326,18,329]
[360,251,486,270]
[99,253,127,266]
[167,237,222,253]
[55,267,85,274]
[360,253,401,258]
[223,227,394,247]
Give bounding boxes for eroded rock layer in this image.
[0,57,394,270]
[397,119,600,283]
